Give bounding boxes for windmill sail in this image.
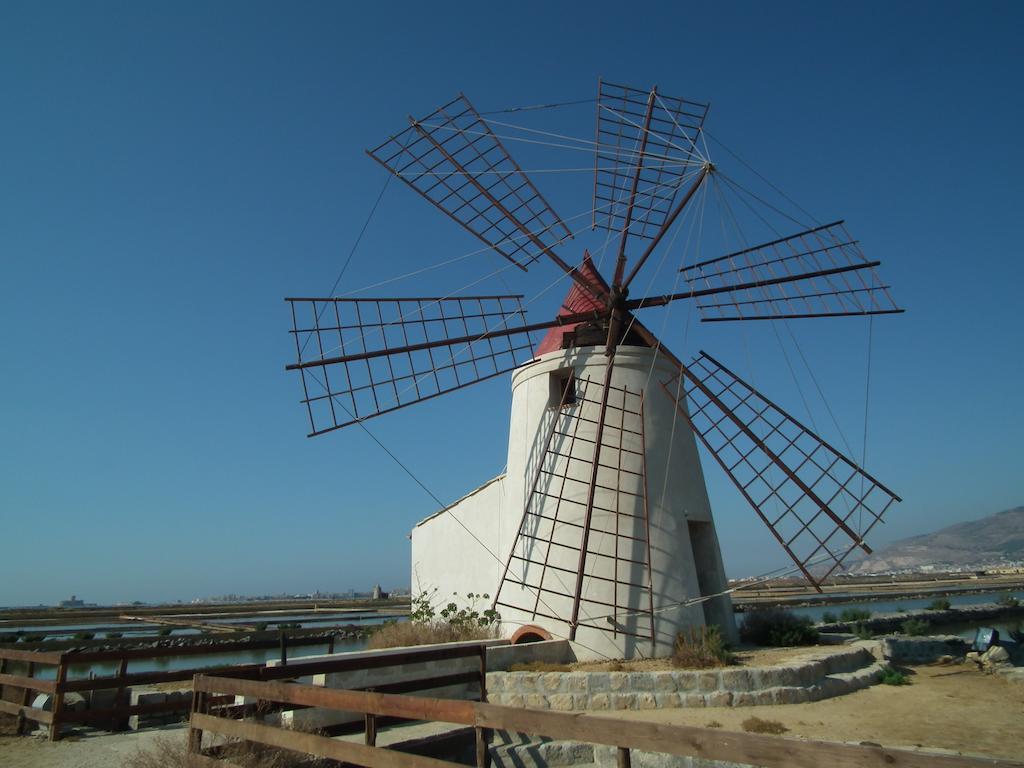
[680,221,902,321]
[287,295,538,436]
[593,80,709,262]
[661,351,900,588]
[367,94,573,272]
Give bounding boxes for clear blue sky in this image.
[2,1,1021,606]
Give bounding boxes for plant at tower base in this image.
[672,624,735,668]
[740,608,819,647]
[368,587,500,649]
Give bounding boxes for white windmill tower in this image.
[286,81,903,660]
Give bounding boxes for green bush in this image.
[901,619,930,636]
[879,665,909,685]
[672,625,735,668]
[277,622,302,630]
[839,608,871,623]
[996,593,1020,608]
[73,631,95,641]
[157,627,173,636]
[927,598,951,611]
[254,622,269,631]
[106,632,122,639]
[369,588,501,650]
[740,609,818,647]
[851,622,873,640]
[821,611,837,624]
[21,632,46,643]
[0,632,20,643]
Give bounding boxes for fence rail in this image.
[0,631,345,740]
[189,668,1024,768]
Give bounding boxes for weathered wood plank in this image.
[191,713,462,768]
[194,676,477,725]
[0,672,57,693]
[473,704,1024,768]
[0,648,64,664]
[0,699,54,724]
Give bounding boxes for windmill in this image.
[286,81,903,659]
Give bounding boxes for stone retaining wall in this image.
[486,643,883,711]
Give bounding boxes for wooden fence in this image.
[188,669,1024,768]
[0,632,342,740]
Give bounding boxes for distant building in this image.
[59,595,84,608]
[371,584,386,600]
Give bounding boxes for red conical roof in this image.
[535,252,609,356]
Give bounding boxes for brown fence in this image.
[0,632,343,740]
[188,669,1024,768]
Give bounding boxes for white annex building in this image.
[412,259,736,660]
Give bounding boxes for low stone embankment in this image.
[818,601,1023,634]
[486,643,883,711]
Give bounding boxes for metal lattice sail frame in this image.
[286,81,907,620]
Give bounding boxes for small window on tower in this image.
[548,369,576,409]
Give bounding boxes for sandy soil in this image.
[600,663,1024,761]
[0,722,187,768]
[571,644,832,672]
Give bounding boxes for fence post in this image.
[187,682,208,756]
[17,661,35,735]
[617,747,632,768]
[364,688,377,747]
[476,644,491,768]
[279,631,288,665]
[114,656,130,731]
[48,655,68,742]
[328,635,336,655]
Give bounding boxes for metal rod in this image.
[624,261,884,310]
[620,165,709,291]
[569,353,617,639]
[612,86,658,289]
[286,312,599,372]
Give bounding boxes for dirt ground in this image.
[571,644,822,672]
[601,663,1024,761]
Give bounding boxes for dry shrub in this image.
[124,731,333,768]
[741,717,788,735]
[672,625,734,669]
[366,620,498,650]
[508,661,570,672]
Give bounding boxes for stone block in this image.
[673,671,698,692]
[565,674,588,693]
[589,693,611,710]
[697,671,720,692]
[524,694,548,709]
[542,673,564,693]
[680,693,706,708]
[719,668,752,692]
[548,693,576,711]
[636,692,658,709]
[731,691,757,707]
[487,673,505,693]
[609,672,629,691]
[628,672,656,692]
[705,691,732,707]
[588,673,611,693]
[518,674,538,693]
[504,694,525,708]
[611,693,637,710]
[653,673,677,692]
[655,693,681,708]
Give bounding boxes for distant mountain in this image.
[851,506,1024,573]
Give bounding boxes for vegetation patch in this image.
[124,733,333,768]
[740,609,818,647]
[742,716,789,735]
[900,618,930,636]
[821,611,837,624]
[839,608,871,623]
[927,598,951,611]
[997,593,1020,608]
[879,665,910,686]
[508,661,571,672]
[368,589,499,650]
[851,622,873,640]
[672,625,735,668]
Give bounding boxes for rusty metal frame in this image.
[679,221,903,321]
[661,351,901,589]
